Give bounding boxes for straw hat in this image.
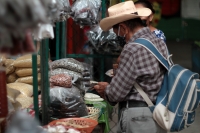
[100,1,152,31]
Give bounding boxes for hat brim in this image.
[100,8,151,31]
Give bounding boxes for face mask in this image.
[141,20,147,27]
[117,26,126,47]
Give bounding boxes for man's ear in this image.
[149,14,154,22]
[120,24,128,35]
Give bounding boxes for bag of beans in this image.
[13,54,40,68]
[7,83,33,97]
[50,74,72,88]
[49,58,86,73]
[15,67,40,77]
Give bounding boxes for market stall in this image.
[0,0,128,133]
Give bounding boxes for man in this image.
[94,1,168,133]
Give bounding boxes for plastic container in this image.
[48,118,98,133]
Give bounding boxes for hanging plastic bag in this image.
[86,25,122,54]
[70,0,101,26]
[32,23,54,41]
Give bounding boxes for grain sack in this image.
[13,54,40,68]
[7,83,33,97]
[6,65,15,75]
[12,101,22,110]
[16,94,33,109]
[7,87,21,103]
[4,59,14,66]
[15,73,41,84]
[7,73,18,83]
[50,74,72,88]
[15,67,40,77]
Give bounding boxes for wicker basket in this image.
[48,118,98,133]
[82,107,101,121]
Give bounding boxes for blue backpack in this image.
[133,38,200,132]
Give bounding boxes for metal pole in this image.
[56,22,60,60]
[100,57,105,81]
[60,21,66,58]
[32,53,39,120]
[40,39,50,125]
[102,0,106,18]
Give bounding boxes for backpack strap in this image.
[134,82,154,107]
[134,38,170,70]
[133,38,170,106]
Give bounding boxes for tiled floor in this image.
[107,40,200,133]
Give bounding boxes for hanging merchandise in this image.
[86,25,122,54]
[32,23,54,41]
[45,0,71,22]
[0,0,47,32]
[70,0,101,27]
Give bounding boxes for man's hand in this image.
[94,82,109,98]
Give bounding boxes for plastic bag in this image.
[70,0,101,27]
[7,83,33,97]
[50,74,72,88]
[86,26,122,54]
[5,111,48,133]
[51,85,82,97]
[32,23,54,41]
[49,87,88,119]
[13,54,40,68]
[15,67,40,77]
[0,0,47,32]
[15,73,41,85]
[49,68,82,80]
[50,58,87,73]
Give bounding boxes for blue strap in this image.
[134,38,169,70]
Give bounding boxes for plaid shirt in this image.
[105,27,168,103]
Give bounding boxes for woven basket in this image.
[48,118,98,133]
[82,107,101,121]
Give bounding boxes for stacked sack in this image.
[7,83,33,109]
[0,54,41,110]
[13,54,41,86]
[48,58,91,119]
[49,58,91,92]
